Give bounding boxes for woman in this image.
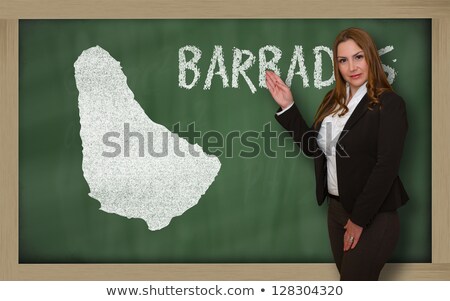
[266,28,409,280]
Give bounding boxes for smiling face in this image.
[337,39,369,97]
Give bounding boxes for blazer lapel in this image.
[342,93,370,132]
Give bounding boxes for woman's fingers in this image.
[265,71,282,100]
[350,233,361,250]
[266,70,278,84]
[343,231,360,251]
[343,232,352,251]
[343,219,363,251]
[265,71,276,91]
[267,70,289,89]
[266,71,280,92]
[265,70,294,109]
[267,69,281,81]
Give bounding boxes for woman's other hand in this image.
[343,219,363,251]
[265,70,294,110]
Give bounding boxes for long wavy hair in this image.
[313,28,393,128]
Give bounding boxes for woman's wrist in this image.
[281,101,294,110]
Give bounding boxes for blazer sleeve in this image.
[350,92,408,227]
[274,103,322,158]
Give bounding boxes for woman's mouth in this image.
[350,74,361,79]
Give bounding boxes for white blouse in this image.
[316,82,368,196]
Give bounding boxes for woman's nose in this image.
[348,60,356,72]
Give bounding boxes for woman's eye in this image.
[355,54,364,60]
[338,58,346,63]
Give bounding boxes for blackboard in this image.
[19,19,431,263]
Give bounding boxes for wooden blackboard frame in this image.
[1,0,449,280]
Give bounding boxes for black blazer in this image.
[275,91,409,228]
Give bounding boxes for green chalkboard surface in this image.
[19,19,431,263]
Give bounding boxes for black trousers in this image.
[327,197,400,281]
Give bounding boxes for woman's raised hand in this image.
[265,70,294,110]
